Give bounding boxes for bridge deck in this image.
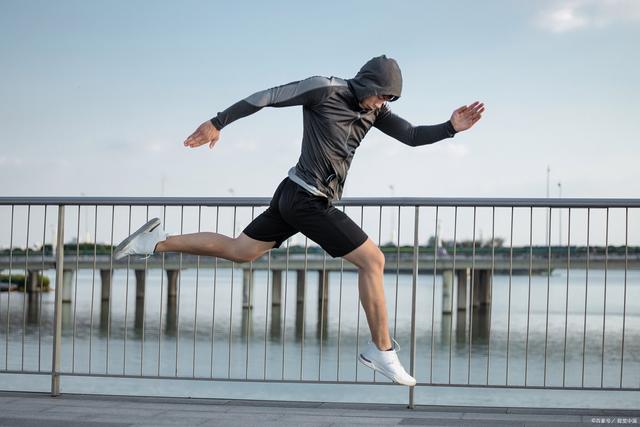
[1,391,638,426]
[2,254,639,272]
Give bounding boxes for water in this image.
[1,267,639,408]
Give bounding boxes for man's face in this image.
[359,95,393,111]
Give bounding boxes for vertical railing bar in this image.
[108,205,118,374]
[318,249,327,381]
[544,207,552,386]
[506,206,514,386]
[122,206,132,374]
[408,206,420,409]
[263,239,271,381]
[355,207,363,381]
[619,207,628,388]
[448,206,458,385]
[373,205,387,383]
[210,206,219,378]
[141,205,149,376]
[581,208,591,388]
[337,206,345,381]
[524,207,533,387]
[21,205,31,372]
[393,206,401,338]
[373,205,383,383]
[157,205,167,376]
[600,208,609,388]
[38,205,47,372]
[562,208,572,387]
[245,206,255,380]
[429,207,439,383]
[51,205,65,396]
[175,205,184,377]
[468,206,477,385]
[300,236,308,380]
[228,206,236,378]
[212,207,221,374]
[5,205,14,371]
[72,205,80,374]
[281,238,290,380]
[89,206,98,374]
[193,205,202,378]
[486,206,496,385]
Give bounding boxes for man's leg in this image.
[343,238,392,351]
[155,232,275,263]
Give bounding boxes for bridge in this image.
[2,252,637,315]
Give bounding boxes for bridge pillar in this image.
[100,269,112,301]
[271,270,282,306]
[472,270,492,306]
[456,269,468,311]
[166,269,179,298]
[26,270,40,293]
[317,270,328,338]
[317,270,328,305]
[243,269,253,309]
[135,270,146,299]
[442,270,453,314]
[62,269,74,303]
[296,270,305,304]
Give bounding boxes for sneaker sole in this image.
[113,218,161,260]
[358,354,416,387]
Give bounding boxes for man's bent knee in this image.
[344,239,385,273]
[231,233,275,263]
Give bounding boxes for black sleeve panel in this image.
[373,105,457,147]
[210,76,332,130]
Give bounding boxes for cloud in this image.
[536,0,640,33]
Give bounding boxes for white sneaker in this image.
[358,339,416,386]
[114,218,167,260]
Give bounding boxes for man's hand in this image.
[183,120,220,150]
[450,101,485,132]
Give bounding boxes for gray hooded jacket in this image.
[210,55,456,201]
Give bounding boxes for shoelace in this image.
[391,337,401,352]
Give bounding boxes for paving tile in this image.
[42,405,163,417]
[282,414,403,425]
[0,410,86,421]
[84,414,211,426]
[461,412,583,422]
[399,419,525,426]
[0,417,129,427]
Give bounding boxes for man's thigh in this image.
[243,206,297,250]
[293,204,368,258]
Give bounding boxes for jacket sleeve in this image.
[373,104,457,147]
[210,76,332,130]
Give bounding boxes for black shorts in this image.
[243,178,368,258]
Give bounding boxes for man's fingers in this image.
[184,130,208,148]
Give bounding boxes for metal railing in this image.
[0,196,639,408]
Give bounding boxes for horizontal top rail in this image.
[0,196,639,208]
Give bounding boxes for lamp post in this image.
[558,182,562,246]
[546,166,550,246]
[389,184,395,244]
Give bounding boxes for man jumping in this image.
[114,55,484,386]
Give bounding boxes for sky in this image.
[0,0,639,247]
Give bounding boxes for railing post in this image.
[408,206,419,409]
[51,205,65,396]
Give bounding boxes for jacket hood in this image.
[348,55,402,102]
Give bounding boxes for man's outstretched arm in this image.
[184,76,335,149]
[373,101,485,147]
